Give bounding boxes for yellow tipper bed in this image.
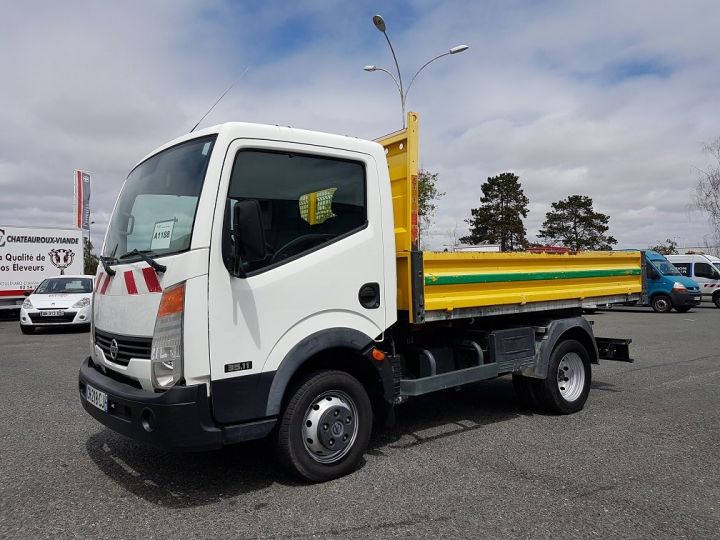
[377,113,642,323]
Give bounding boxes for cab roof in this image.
[134,122,382,171]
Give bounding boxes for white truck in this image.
[0,226,84,312]
[666,253,720,307]
[79,114,636,482]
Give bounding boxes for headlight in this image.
[672,281,687,292]
[151,282,184,390]
[22,299,33,310]
[72,297,91,308]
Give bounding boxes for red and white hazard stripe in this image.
[96,267,163,295]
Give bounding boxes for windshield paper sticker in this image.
[150,219,175,250]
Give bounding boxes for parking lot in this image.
[1,304,719,539]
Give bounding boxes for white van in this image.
[666,254,720,308]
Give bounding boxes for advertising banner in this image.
[0,226,84,296]
[73,170,91,230]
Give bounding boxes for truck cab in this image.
[80,123,396,468]
[643,250,701,312]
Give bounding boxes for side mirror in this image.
[232,200,267,277]
[23,290,32,297]
[647,267,660,280]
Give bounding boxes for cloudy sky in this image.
[2,0,719,251]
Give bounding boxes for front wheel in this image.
[651,294,673,313]
[713,292,720,309]
[533,339,591,414]
[277,370,372,482]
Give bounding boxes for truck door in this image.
[693,261,720,297]
[206,139,387,424]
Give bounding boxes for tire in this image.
[674,306,691,313]
[651,294,672,313]
[277,370,373,483]
[713,292,720,309]
[512,374,540,408]
[533,339,591,414]
[20,325,34,335]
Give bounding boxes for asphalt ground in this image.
[0,303,718,539]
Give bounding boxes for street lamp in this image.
[365,14,468,128]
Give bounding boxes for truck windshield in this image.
[103,135,216,260]
[653,261,681,276]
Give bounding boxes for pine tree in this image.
[460,172,529,251]
[538,195,617,251]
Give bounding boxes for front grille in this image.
[28,311,76,324]
[95,328,152,367]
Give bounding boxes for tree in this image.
[538,195,617,251]
[694,137,720,245]
[650,238,678,255]
[84,237,99,275]
[418,169,444,248]
[460,172,529,251]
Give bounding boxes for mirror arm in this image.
[232,218,247,278]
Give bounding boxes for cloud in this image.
[1,0,719,255]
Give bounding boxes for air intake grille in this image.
[95,328,152,367]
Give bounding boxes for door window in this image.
[224,149,366,273]
[694,262,720,279]
[672,262,690,276]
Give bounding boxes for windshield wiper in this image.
[99,256,117,276]
[118,249,167,274]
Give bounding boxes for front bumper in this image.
[670,291,702,308]
[78,357,275,451]
[21,306,91,326]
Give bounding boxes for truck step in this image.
[400,363,500,396]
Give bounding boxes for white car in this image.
[19,275,94,334]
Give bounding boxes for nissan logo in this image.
[109,339,119,361]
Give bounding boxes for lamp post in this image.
[364,14,468,128]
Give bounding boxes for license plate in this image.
[41,310,63,317]
[86,384,108,413]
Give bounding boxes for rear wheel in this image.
[277,370,372,483]
[20,325,34,335]
[651,294,672,313]
[713,292,720,309]
[533,339,591,414]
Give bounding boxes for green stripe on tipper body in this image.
[425,268,641,286]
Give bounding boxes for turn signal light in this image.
[158,283,185,316]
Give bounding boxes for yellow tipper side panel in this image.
[422,251,642,316]
[376,112,419,314]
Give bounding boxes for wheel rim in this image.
[654,297,670,311]
[302,390,359,464]
[557,352,585,402]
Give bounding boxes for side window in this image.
[673,263,690,276]
[224,149,366,273]
[694,262,718,279]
